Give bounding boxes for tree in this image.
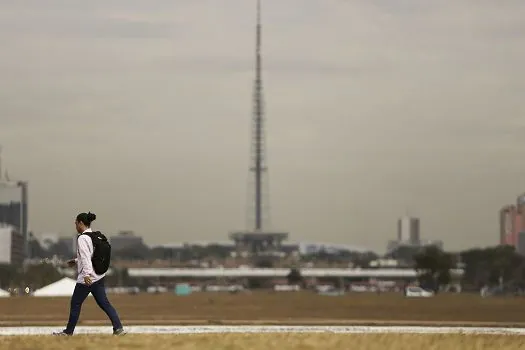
[414,246,452,292]
[0,264,19,289]
[460,246,525,289]
[247,278,265,289]
[206,244,231,259]
[489,246,522,286]
[255,258,273,268]
[352,252,379,268]
[386,245,421,263]
[287,268,302,284]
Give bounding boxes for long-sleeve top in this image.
[75,228,105,284]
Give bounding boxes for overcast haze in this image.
[1,0,525,252]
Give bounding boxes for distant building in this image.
[297,242,371,255]
[160,241,235,251]
[513,210,523,247]
[499,204,522,248]
[0,224,25,265]
[0,180,29,257]
[397,216,420,245]
[229,231,288,256]
[518,232,525,255]
[110,231,144,251]
[517,193,525,206]
[388,215,444,254]
[369,259,399,268]
[517,194,525,241]
[386,239,443,255]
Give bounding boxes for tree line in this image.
[413,245,525,292]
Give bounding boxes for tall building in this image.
[517,194,525,240]
[513,210,523,246]
[0,224,25,265]
[228,0,289,255]
[499,202,523,248]
[0,150,29,258]
[500,205,515,246]
[517,232,525,255]
[0,182,28,257]
[397,216,420,245]
[387,215,443,254]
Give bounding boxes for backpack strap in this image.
[79,232,91,238]
[80,231,101,237]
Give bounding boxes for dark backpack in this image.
[82,231,111,275]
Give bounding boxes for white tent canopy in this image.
[33,277,91,297]
[0,288,9,297]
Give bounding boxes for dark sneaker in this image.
[53,330,72,336]
[113,328,127,336]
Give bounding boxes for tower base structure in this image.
[229,231,289,256]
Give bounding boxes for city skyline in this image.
[1,1,525,251]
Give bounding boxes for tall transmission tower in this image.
[252,0,265,231]
[229,0,289,256]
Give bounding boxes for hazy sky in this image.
[1,0,525,252]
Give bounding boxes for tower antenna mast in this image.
[252,0,265,231]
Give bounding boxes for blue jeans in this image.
[64,277,123,334]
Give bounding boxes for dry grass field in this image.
[0,292,524,326]
[1,333,524,350]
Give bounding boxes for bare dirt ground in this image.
[0,292,524,327]
[2,334,524,350]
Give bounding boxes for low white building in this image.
[32,277,88,297]
[297,242,371,255]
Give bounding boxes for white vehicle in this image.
[146,286,168,294]
[404,286,434,297]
